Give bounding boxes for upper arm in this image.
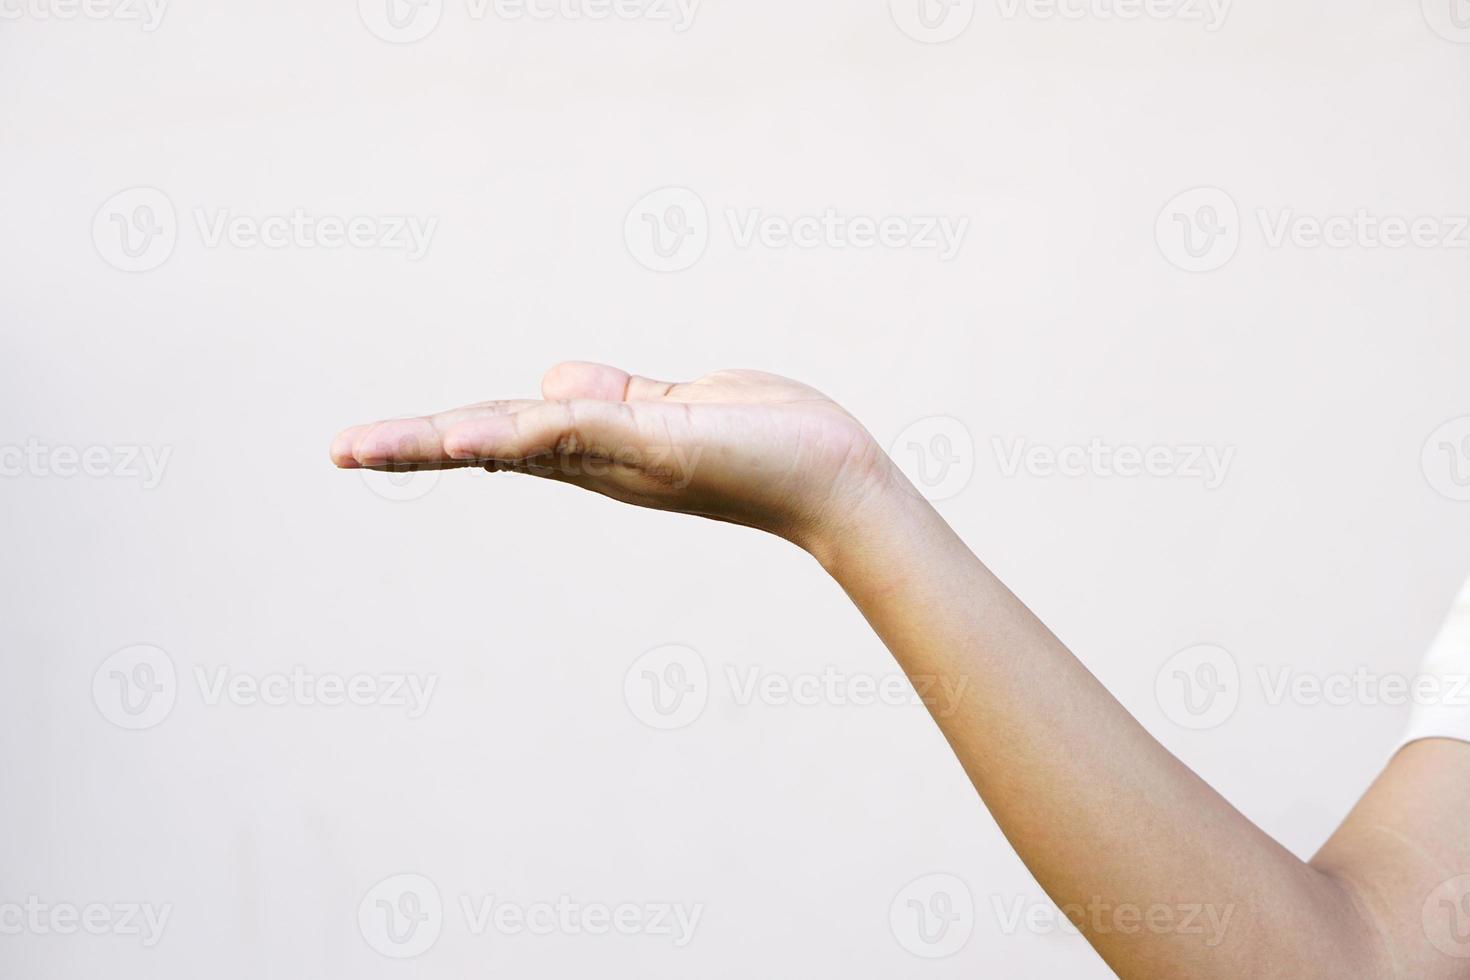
[1312,738,1470,979]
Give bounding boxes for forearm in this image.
[811,481,1384,978]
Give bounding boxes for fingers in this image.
[441,400,648,464]
[541,361,679,403]
[330,425,370,468]
[329,365,684,472]
[330,400,538,469]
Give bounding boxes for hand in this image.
[330,362,902,554]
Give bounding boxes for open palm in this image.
[331,362,899,550]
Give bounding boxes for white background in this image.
[3,0,1469,976]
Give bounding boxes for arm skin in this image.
[332,362,1470,979]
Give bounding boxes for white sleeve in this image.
[1400,578,1470,750]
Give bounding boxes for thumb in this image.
[541,361,678,403]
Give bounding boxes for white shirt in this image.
[1401,578,1470,749]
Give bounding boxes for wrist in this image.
[800,465,946,578]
